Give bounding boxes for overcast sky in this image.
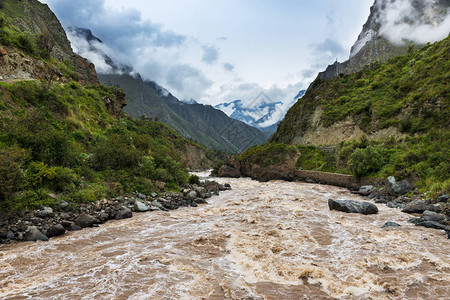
[41,0,374,105]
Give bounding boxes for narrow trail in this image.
[0,175,449,299]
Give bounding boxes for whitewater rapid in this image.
[1,173,449,299]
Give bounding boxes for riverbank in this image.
[0,180,231,244]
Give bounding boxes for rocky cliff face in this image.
[318,0,450,80]
[0,0,98,84]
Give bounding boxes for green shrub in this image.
[188,174,200,185]
[349,145,389,178]
[12,189,58,211]
[26,161,56,187]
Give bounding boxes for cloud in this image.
[201,45,219,64]
[167,64,213,100]
[223,63,234,71]
[45,0,185,54]
[216,36,227,41]
[377,0,450,45]
[314,38,346,59]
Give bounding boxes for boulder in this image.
[137,193,147,200]
[0,48,7,56]
[185,190,197,200]
[204,181,220,194]
[134,200,150,212]
[386,176,412,196]
[415,220,449,231]
[6,231,14,239]
[218,165,241,178]
[437,194,449,203]
[328,199,378,215]
[381,221,401,229]
[74,213,99,228]
[358,185,374,196]
[421,210,446,223]
[35,206,54,218]
[47,224,66,238]
[25,226,48,242]
[115,209,132,220]
[402,200,429,214]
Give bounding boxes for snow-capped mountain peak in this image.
[215,90,305,133]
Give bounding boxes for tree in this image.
[0,146,29,213]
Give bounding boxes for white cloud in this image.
[377,0,450,45]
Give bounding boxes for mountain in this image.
[214,90,306,134]
[228,2,450,194]
[0,0,98,84]
[318,0,450,80]
[68,27,267,153]
[0,0,214,214]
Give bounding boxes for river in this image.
[1,173,449,299]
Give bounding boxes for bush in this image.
[12,189,58,211]
[188,174,200,185]
[26,161,56,188]
[349,145,389,178]
[91,134,142,170]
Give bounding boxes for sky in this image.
[41,0,375,105]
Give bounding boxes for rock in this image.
[186,190,197,200]
[0,48,7,56]
[328,199,378,215]
[151,200,164,210]
[194,198,208,204]
[59,212,70,220]
[61,220,73,229]
[386,176,412,196]
[150,192,158,198]
[134,200,150,212]
[115,210,132,220]
[0,228,7,238]
[25,226,48,242]
[60,200,69,209]
[402,200,429,214]
[415,220,449,231]
[6,231,14,239]
[218,165,240,178]
[137,193,147,200]
[204,181,220,194]
[74,213,99,228]
[70,224,82,231]
[47,224,66,238]
[382,221,401,229]
[421,210,446,223]
[437,194,449,203]
[375,195,391,204]
[358,185,374,196]
[35,206,54,218]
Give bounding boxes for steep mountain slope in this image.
[237,36,449,193]
[68,27,267,153]
[0,0,98,84]
[0,0,212,213]
[318,0,449,80]
[214,90,305,134]
[99,73,267,153]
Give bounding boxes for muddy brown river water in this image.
[1,173,449,299]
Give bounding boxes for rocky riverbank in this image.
[353,178,450,238]
[0,180,231,244]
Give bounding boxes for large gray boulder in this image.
[47,224,66,238]
[357,185,374,196]
[134,200,150,212]
[25,226,48,242]
[421,210,446,223]
[402,200,430,214]
[328,199,379,215]
[75,213,99,228]
[115,209,132,220]
[386,176,412,196]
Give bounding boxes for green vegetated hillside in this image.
[0,0,212,213]
[243,36,450,195]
